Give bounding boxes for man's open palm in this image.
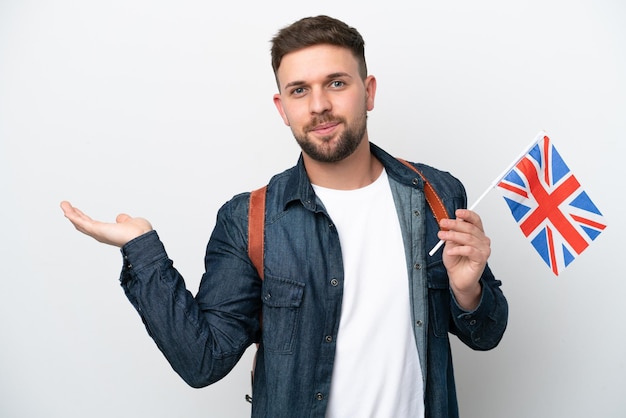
[60,201,153,248]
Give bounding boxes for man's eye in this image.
[292,87,305,95]
[330,81,345,88]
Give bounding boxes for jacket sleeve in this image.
[417,162,509,351]
[449,264,508,350]
[119,195,262,388]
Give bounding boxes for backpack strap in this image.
[397,158,450,227]
[248,185,267,280]
[246,185,267,404]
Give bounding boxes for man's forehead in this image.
[276,44,359,85]
[279,44,356,66]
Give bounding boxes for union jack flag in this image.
[497,135,606,275]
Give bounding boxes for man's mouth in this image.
[309,121,340,136]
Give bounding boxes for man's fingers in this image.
[60,201,88,225]
[454,209,484,231]
[60,200,77,218]
[438,210,491,257]
[440,210,484,234]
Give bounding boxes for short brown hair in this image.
[270,15,368,84]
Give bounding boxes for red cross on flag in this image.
[497,134,606,275]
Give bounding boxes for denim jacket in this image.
[120,143,508,418]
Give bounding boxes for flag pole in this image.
[428,130,546,256]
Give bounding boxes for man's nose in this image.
[309,88,331,114]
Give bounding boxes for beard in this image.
[292,107,368,163]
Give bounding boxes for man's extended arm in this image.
[60,200,260,386]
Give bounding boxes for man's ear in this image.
[273,93,290,126]
[364,75,377,111]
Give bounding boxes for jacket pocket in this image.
[261,275,305,354]
[427,260,451,338]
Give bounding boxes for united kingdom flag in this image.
[497,135,606,275]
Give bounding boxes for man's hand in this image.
[438,209,491,311]
[60,201,153,248]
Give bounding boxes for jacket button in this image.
[412,178,419,185]
[414,263,421,270]
[414,210,420,217]
[330,278,339,287]
[416,320,423,327]
[325,335,333,343]
[315,392,324,401]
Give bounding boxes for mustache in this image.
[305,114,345,132]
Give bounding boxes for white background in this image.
[1,1,624,417]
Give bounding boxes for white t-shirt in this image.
[313,169,424,418]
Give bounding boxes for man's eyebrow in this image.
[327,72,352,80]
[284,80,306,89]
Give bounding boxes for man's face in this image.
[273,44,376,163]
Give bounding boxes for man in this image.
[61,15,507,418]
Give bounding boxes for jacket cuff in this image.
[450,278,494,320]
[119,231,167,280]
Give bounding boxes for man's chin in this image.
[302,140,361,164]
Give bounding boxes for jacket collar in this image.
[281,142,425,211]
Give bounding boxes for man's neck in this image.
[303,140,384,190]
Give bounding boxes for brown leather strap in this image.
[397,158,450,227]
[248,185,267,280]
[247,185,268,401]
